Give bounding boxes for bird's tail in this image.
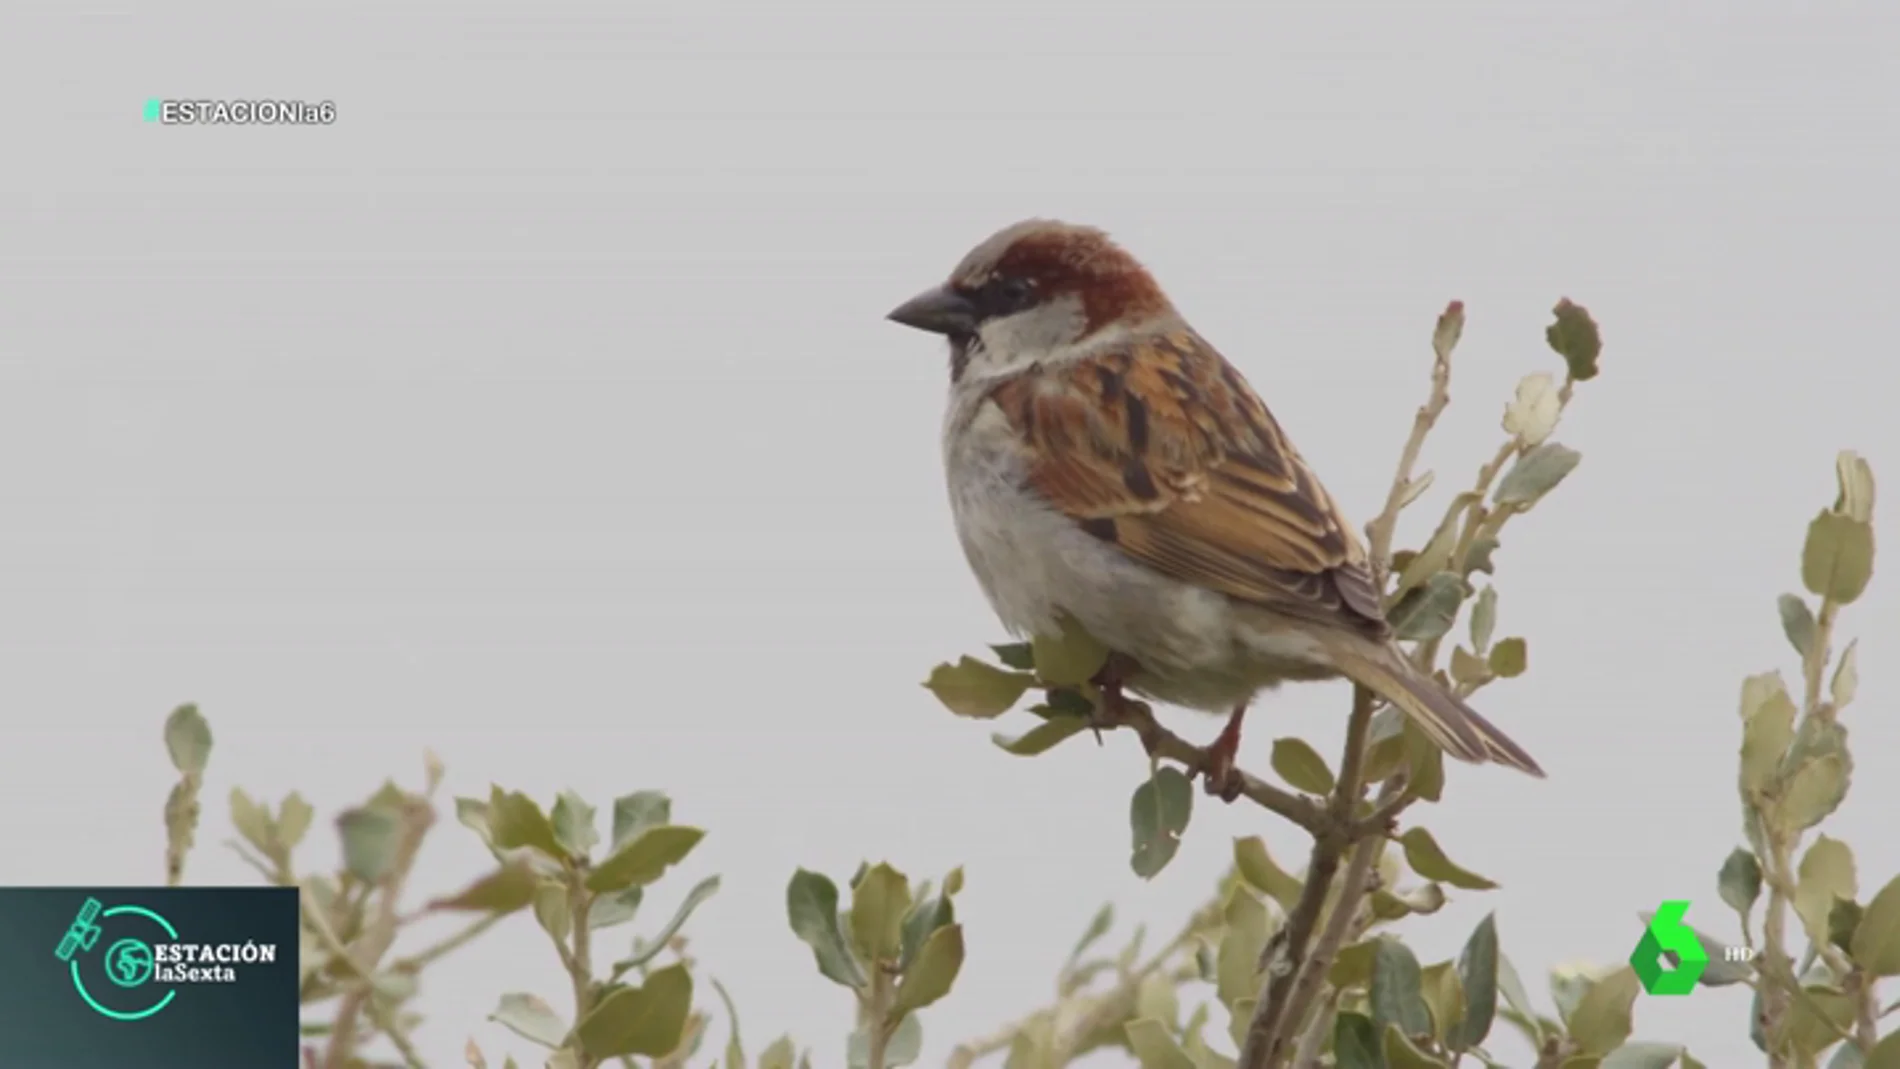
[1321,635,1546,778]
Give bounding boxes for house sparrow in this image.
[888,219,1544,798]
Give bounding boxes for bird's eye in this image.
[983,276,1037,315]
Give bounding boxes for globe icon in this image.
[104,938,154,988]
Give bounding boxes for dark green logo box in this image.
[0,887,298,1067]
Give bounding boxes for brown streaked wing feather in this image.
[988,331,1389,636]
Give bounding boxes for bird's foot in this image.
[1196,704,1249,803]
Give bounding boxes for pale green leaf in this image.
[1233,836,1303,911]
[1400,827,1498,890]
[163,703,214,775]
[584,826,705,893]
[610,875,720,972]
[923,657,1035,718]
[892,924,964,1017]
[575,962,694,1058]
[1125,1019,1197,1069]
[1778,594,1817,658]
[1852,874,1900,976]
[1802,511,1875,606]
[849,862,912,965]
[1795,835,1857,947]
[488,992,567,1049]
[550,790,599,858]
[1270,737,1335,794]
[1495,442,1582,507]
[1566,966,1640,1056]
[1031,616,1110,687]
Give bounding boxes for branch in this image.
[1236,685,1402,1068]
[1094,699,1332,838]
[320,795,435,1069]
[946,897,1220,1068]
[1365,308,1456,571]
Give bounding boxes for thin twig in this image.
[320,797,435,1069]
[1095,699,1332,837]
[1366,323,1455,572]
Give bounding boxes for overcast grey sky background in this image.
[2,1,1897,1065]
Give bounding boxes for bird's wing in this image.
[985,329,1390,637]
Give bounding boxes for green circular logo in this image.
[104,939,155,988]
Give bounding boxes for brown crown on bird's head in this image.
[887,220,1176,355]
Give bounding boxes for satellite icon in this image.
[56,897,105,962]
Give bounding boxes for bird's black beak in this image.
[886,285,977,337]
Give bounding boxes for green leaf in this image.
[488,992,567,1049]
[588,887,643,930]
[899,879,958,970]
[1124,1019,1197,1069]
[429,862,537,913]
[1216,886,1270,1007]
[532,881,571,944]
[336,807,400,883]
[1566,966,1639,1055]
[1466,537,1500,575]
[1370,936,1432,1040]
[1780,755,1849,831]
[1396,502,1468,596]
[1067,903,1114,970]
[1503,374,1565,452]
[1233,837,1304,911]
[786,869,867,989]
[1334,1011,1381,1069]
[585,825,705,893]
[1828,1039,1867,1069]
[1389,571,1468,642]
[1488,637,1528,679]
[1434,300,1466,361]
[923,657,1036,718]
[711,978,744,1069]
[1383,1023,1449,1068]
[1399,827,1497,890]
[1469,586,1498,653]
[575,962,694,1058]
[1495,954,1542,1043]
[1681,1053,1709,1069]
[1495,442,1583,507]
[610,875,721,972]
[893,924,965,1017]
[1032,617,1110,687]
[277,792,315,851]
[1130,767,1194,879]
[992,716,1089,756]
[1832,639,1861,709]
[1777,594,1817,658]
[610,791,671,851]
[1739,674,1797,794]
[1795,835,1857,946]
[991,642,1035,670]
[1599,1043,1686,1069]
[1802,511,1876,605]
[455,797,496,851]
[1852,874,1900,976]
[1545,298,1602,381]
[759,1037,798,1069]
[163,703,214,775]
[885,1013,924,1067]
[1829,896,1864,954]
[1450,645,1489,686]
[550,790,599,858]
[1270,737,1336,794]
[1866,1031,1900,1069]
[1453,913,1499,1051]
[849,862,912,965]
[1420,960,1467,1047]
[1330,939,1379,989]
[230,787,275,860]
[488,787,564,858]
[1718,848,1763,917]
[1372,882,1448,920]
